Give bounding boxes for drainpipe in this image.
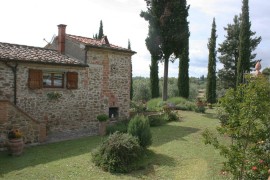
[4,62,18,105]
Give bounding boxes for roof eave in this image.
[85,45,137,55]
[0,59,89,67]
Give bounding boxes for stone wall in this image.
[16,63,103,135]
[88,48,131,120]
[0,100,45,144]
[0,46,132,142]
[0,64,13,102]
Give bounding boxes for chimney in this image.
[57,24,67,54]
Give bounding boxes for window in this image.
[28,69,78,90]
[43,72,64,88]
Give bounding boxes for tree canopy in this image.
[206,18,217,104]
[141,0,190,101]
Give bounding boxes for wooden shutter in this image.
[66,72,78,89]
[28,69,42,89]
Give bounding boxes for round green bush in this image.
[128,115,152,148]
[97,114,109,122]
[91,132,142,173]
[148,114,166,127]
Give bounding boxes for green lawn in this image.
[0,110,229,180]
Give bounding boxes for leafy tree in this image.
[132,77,151,102]
[203,75,270,179]
[262,67,270,76]
[206,18,217,104]
[177,0,190,99]
[141,0,190,101]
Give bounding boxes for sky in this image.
[0,0,269,78]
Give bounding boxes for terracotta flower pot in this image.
[8,138,24,156]
[99,121,107,136]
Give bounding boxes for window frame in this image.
[43,72,65,88]
[28,69,79,90]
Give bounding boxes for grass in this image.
[0,109,229,180]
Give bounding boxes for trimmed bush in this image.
[146,98,162,111]
[97,114,109,122]
[92,132,142,173]
[195,106,206,113]
[166,111,179,122]
[130,101,146,114]
[106,120,128,135]
[128,115,152,148]
[148,114,166,127]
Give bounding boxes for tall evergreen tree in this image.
[144,13,161,98]
[237,0,251,85]
[141,0,189,101]
[149,56,160,98]
[218,15,261,89]
[218,15,240,89]
[177,0,190,98]
[128,39,133,100]
[98,20,104,39]
[206,18,217,104]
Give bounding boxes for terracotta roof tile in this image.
[0,42,87,66]
[66,34,136,53]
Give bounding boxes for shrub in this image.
[97,114,109,122]
[202,75,270,179]
[106,120,128,135]
[128,115,152,148]
[130,101,146,114]
[167,97,187,105]
[148,113,166,127]
[166,111,179,121]
[195,105,205,113]
[216,107,229,126]
[92,132,142,173]
[146,98,162,111]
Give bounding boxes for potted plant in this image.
[7,129,24,156]
[97,114,109,136]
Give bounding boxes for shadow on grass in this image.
[114,149,176,178]
[203,112,218,120]
[0,136,103,176]
[151,124,199,147]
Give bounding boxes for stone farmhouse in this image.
[0,24,135,144]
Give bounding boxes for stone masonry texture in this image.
[0,46,132,143]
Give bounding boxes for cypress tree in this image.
[141,0,190,101]
[177,0,190,98]
[206,18,217,104]
[141,1,161,99]
[149,55,159,98]
[98,20,104,39]
[237,0,251,85]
